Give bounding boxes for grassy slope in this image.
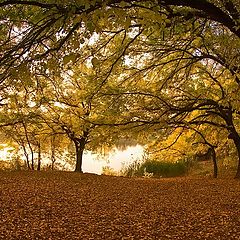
[0,171,240,239]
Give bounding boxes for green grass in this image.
[122,159,190,178]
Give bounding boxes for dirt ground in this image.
[0,171,240,240]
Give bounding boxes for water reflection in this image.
[82,145,144,174]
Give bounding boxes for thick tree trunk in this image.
[228,130,240,179]
[74,131,88,172]
[75,142,84,173]
[62,125,89,173]
[221,108,240,178]
[233,137,240,179]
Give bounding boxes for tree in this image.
[0,1,239,83]
[0,0,239,178]
[36,56,129,172]
[94,16,240,177]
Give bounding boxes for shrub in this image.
[102,166,118,176]
[0,158,27,171]
[142,160,189,177]
[121,160,143,177]
[121,159,190,178]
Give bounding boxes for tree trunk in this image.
[30,148,34,170]
[222,109,240,178]
[211,147,218,178]
[22,144,31,170]
[37,142,41,171]
[74,131,89,173]
[51,137,56,171]
[75,143,83,172]
[62,125,89,173]
[233,136,240,179]
[51,148,56,171]
[228,130,240,179]
[22,121,34,170]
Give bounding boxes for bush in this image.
[121,159,190,178]
[143,160,188,177]
[0,158,27,171]
[102,166,118,176]
[121,160,143,177]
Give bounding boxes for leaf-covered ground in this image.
[0,171,240,240]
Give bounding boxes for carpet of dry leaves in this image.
[0,171,240,240]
